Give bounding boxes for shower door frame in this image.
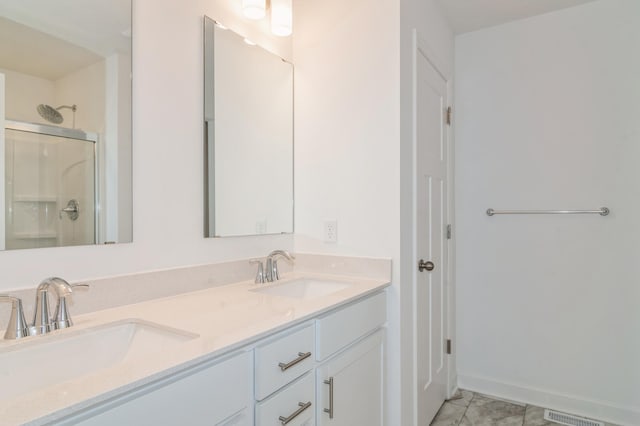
[4,119,99,246]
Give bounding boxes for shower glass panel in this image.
[4,124,96,250]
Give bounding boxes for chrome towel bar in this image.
[486,207,610,216]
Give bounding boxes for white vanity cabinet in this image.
[254,323,316,425]
[256,373,315,425]
[59,351,253,426]
[254,323,315,401]
[252,292,386,426]
[315,292,386,425]
[316,332,384,426]
[53,291,386,426]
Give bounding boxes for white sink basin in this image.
[0,320,197,400]
[251,278,352,300]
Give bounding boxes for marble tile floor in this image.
[430,390,617,426]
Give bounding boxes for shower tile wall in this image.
[4,129,95,249]
[5,130,59,249]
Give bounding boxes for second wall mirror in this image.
[204,16,294,238]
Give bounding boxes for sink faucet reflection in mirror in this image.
[250,250,296,283]
[0,277,89,340]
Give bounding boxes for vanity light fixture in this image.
[242,0,266,20]
[240,0,292,37]
[270,0,292,37]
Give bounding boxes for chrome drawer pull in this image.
[279,401,312,425]
[323,377,334,419]
[278,351,311,371]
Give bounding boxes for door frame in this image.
[0,73,5,250]
[410,28,456,413]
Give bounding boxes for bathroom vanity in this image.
[0,256,390,426]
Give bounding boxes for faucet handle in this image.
[71,283,90,291]
[53,283,90,330]
[0,295,31,339]
[249,259,265,284]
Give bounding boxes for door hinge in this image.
[446,224,452,240]
[446,339,452,355]
[446,106,452,126]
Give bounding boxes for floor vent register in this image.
[544,409,604,426]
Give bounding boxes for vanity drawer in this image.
[256,372,315,426]
[315,291,386,361]
[64,351,252,426]
[255,323,315,400]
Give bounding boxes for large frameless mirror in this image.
[204,16,293,238]
[0,0,132,250]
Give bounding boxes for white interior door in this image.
[415,42,449,424]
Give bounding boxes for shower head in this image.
[37,104,63,124]
[36,104,77,125]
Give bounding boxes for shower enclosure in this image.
[3,120,97,250]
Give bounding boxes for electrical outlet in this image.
[324,220,338,243]
[255,219,267,234]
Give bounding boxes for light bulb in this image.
[270,0,292,37]
[242,0,266,20]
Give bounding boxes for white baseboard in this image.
[458,373,639,426]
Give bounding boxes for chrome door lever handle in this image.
[418,259,435,272]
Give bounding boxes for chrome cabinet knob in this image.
[418,259,435,272]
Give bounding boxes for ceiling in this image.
[0,17,102,80]
[0,0,130,80]
[435,0,601,34]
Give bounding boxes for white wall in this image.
[2,60,105,131]
[293,0,400,259]
[293,0,453,424]
[455,1,640,424]
[292,0,401,423]
[55,60,105,132]
[0,0,293,291]
[0,67,54,123]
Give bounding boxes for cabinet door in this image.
[61,351,253,426]
[316,331,384,426]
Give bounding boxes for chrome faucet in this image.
[0,277,89,340]
[0,295,30,339]
[265,250,295,282]
[33,277,89,334]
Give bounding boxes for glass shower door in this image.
[4,124,96,250]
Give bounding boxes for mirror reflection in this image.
[0,0,132,250]
[204,16,293,238]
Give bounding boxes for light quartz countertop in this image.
[0,272,390,426]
